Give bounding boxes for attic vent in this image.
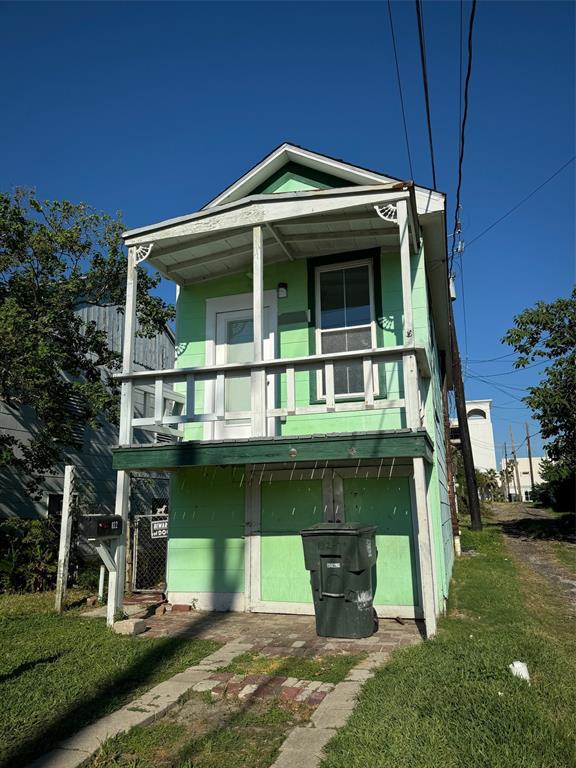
[374,204,397,222]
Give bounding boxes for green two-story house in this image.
[110,144,455,637]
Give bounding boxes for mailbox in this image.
[79,514,123,540]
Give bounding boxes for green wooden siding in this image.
[343,477,419,607]
[251,162,352,195]
[176,251,409,438]
[166,160,454,613]
[167,467,245,595]
[260,480,323,603]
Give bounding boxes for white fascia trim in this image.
[123,184,410,245]
[204,143,444,212]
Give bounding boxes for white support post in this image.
[397,199,413,344]
[55,464,75,614]
[397,199,420,428]
[98,563,106,602]
[411,457,438,637]
[109,245,138,626]
[251,226,266,436]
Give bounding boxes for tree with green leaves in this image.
[502,288,575,510]
[0,189,174,494]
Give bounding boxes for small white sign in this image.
[150,518,168,539]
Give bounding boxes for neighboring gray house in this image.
[0,303,175,519]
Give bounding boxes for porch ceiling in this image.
[123,184,420,285]
[112,429,434,471]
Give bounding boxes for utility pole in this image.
[441,365,459,550]
[503,443,510,501]
[449,305,482,530]
[525,423,536,499]
[509,426,523,503]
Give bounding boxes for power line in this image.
[465,155,576,249]
[467,359,548,377]
[468,352,517,363]
[414,0,437,189]
[387,0,414,180]
[449,0,478,273]
[458,254,469,370]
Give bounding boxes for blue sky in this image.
[1,1,574,462]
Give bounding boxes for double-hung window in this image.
[316,261,377,397]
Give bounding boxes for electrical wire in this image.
[449,0,478,273]
[465,155,576,249]
[414,0,437,189]
[388,0,414,180]
[467,352,517,363]
[467,360,548,377]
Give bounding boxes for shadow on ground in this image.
[3,609,226,768]
[496,511,575,544]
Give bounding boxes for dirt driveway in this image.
[491,502,576,615]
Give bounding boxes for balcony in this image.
[115,344,430,443]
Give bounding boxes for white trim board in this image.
[202,143,444,214]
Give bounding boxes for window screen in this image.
[318,264,373,396]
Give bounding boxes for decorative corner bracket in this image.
[374,204,398,222]
[134,243,154,264]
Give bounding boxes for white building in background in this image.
[501,456,545,502]
[450,399,497,472]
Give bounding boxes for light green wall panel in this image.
[167,467,245,594]
[260,480,323,603]
[343,477,419,607]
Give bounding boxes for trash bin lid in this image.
[300,522,377,536]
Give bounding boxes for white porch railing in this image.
[115,345,429,442]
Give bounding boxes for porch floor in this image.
[143,609,424,655]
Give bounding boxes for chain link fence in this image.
[129,475,169,593]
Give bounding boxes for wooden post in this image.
[450,303,482,530]
[509,426,523,503]
[398,200,438,634]
[108,245,138,626]
[251,226,266,436]
[55,465,75,614]
[98,564,106,603]
[412,458,437,637]
[441,372,459,543]
[397,200,419,427]
[525,423,536,499]
[503,443,511,501]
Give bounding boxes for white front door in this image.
[205,293,276,440]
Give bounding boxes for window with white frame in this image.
[315,261,376,397]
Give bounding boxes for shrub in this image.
[0,518,60,592]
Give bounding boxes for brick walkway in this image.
[196,672,335,705]
[143,609,424,656]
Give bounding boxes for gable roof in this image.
[202,143,443,209]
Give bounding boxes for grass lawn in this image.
[219,650,365,684]
[0,591,219,768]
[320,524,576,768]
[552,541,576,575]
[87,695,311,768]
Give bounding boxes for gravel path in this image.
[491,503,576,615]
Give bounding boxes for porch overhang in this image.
[122,184,422,285]
[112,429,434,471]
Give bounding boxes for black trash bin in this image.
[301,522,378,639]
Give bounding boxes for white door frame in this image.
[244,464,421,619]
[204,291,277,440]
